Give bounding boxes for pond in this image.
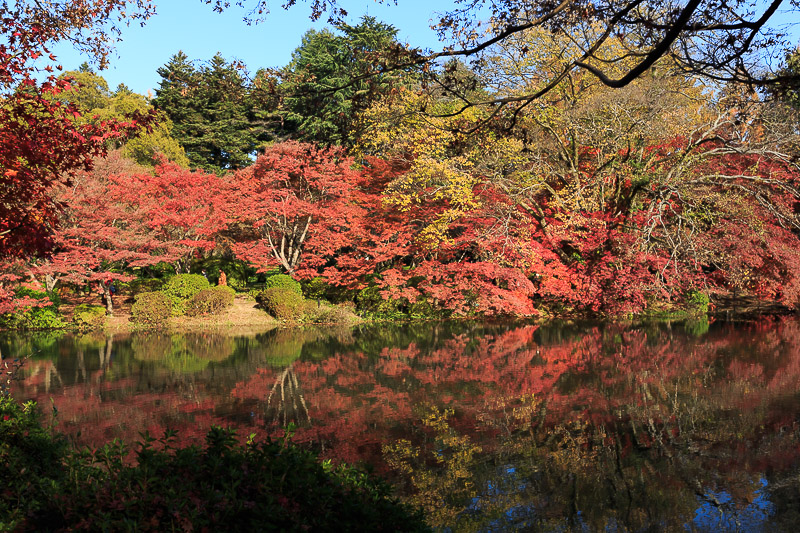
[4,317,800,531]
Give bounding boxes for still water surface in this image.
[4,318,800,531]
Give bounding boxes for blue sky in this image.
[50,0,459,95]
[48,0,799,97]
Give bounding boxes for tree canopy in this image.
[3,0,800,319]
[153,52,268,172]
[277,16,410,148]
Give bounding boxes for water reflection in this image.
[4,319,800,531]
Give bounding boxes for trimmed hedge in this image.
[256,287,305,321]
[163,274,211,316]
[72,304,106,331]
[263,274,302,295]
[0,396,430,532]
[186,286,236,317]
[131,291,172,326]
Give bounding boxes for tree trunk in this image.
[45,274,59,293]
[99,282,114,316]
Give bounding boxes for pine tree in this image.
[154,52,269,172]
[278,16,410,148]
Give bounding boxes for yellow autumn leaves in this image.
[351,23,714,252]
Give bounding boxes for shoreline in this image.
[1,292,795,335]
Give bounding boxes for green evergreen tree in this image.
[772,47,800,109]
[153,52,270,172]
[152,51,199,135]
[278,16,411,148]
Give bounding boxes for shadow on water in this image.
[4,317,800,531]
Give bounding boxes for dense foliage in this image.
[2,2,800,322]
[256,287,306,321]
[0,396,429,531]
[0,288,64,330]
[0,398,69,531]
[130,291,172,326]
[186,286,236,316]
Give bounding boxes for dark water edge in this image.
[4,317,800,532]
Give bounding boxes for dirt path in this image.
[159,295,277,334]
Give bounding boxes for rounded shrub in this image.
[300,300,359,325]
[302,277,329,301]
[162,274,211,316]
[72,304,106,331]
[256,287,305,321]
[186,287,236,317]
[131,291,172,327]
[263,274,302,295]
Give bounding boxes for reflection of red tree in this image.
[12,319,800,481]
[229,320,800,479]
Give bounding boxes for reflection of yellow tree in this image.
[375,334,800,532]
[496,361,790,531]
[476,393,538,443]
[383,406,482,529]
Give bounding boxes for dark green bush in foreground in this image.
[186,286,236,317]
[256,287,305,320]
[0,398,69,531]
[0,396,429,532]
[130,291,172,326]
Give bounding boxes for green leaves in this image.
[153,52,269,172]
[279,16,410,148]
[1,397,430,531]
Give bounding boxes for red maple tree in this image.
[228,142,367,278]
